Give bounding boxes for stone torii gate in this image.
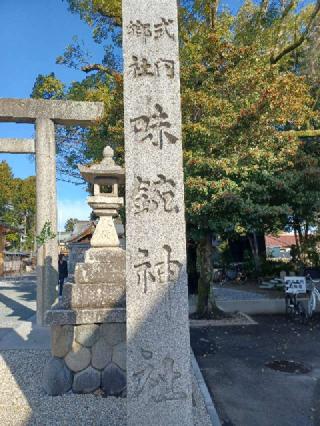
[0,98,104,325]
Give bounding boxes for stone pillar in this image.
[123,2,193,425]
[35,118,58,326]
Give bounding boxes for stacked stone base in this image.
[43,322,126,396]
[43,247,127,397]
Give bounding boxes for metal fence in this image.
[3,260,23,273]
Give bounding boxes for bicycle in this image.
[306,277,320,319]
[284,276,308,323]
[285,292,307,322]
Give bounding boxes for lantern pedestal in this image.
[44,147,126,397]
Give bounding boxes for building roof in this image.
[265,234,296,249]
[58,231,73,243]
[72,221,92,236]
[67,222,125,244]
[67,223,95,244]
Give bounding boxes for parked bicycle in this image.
[306,276,320,319]
[284,276,308,323]
[285,275,320,322]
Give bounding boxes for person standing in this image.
[58,253,68,300]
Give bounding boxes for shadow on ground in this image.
[0,274,36,342]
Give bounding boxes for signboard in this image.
[284,276,306,294]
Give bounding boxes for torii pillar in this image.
[0,98,104,325]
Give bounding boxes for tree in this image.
[32,0,320,317]
[65,218,79,232]
[280,137,320,265]
[0,161,14,218]
[0,162,36,251]
[181,0,320,313]
[31,73,65,100]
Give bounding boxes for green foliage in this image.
[260,259,296,278]
[32,1,320,313]
[66,0,122,35]
[36,221,56,248]
[0,161,14,217]
[0,162,36,251]
[180,1,320,266]
[65,218,79,232]
[31,73,65,99]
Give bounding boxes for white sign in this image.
[285,276,306,294]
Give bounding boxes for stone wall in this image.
[44,322,126,396]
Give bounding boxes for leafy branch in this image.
[271,0,320,64]
[36,221,56,248]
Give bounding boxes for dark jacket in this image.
[58,260,68,279]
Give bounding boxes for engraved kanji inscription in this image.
[134,248,156,294]
[129,56,175,79]
[134,174,179,215]
[132,348,187,402]
[130,104,178,149]
[127,18,175,42]
[127,20,152,42]
[134,245,182,318]
[154,18,175,40]
[134,245,182,294]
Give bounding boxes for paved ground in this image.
[191,314,320,426]
[0,274,36,341]
[0,274,213,425]
[213,287,269,301]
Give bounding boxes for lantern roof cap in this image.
[78,145,125,184]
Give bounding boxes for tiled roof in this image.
[265,234,296,248]
[67,223,95,243]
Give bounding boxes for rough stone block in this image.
[92,339,112,370]
[113,341,126,371]
[75,324,100,347]
[51,325,74,358]
[102,363,126,397]
[45,308,126,325]
[84,247,125,264]
[43,357,72,396]
[72,366,101,394]
[61,283,125,309]
[0,98,104,125]
[64,341,91,372]
[75,262,125,285]
[0,138,35,154]
[100,322,126,346]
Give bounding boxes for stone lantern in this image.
[78,146,125,249]
[44,146,127,397]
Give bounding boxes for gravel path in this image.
[0,350,212,425]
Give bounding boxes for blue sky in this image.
[0,0,105,229]
[0,0,312,230]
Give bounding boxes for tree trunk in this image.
[305,222,309,241]
[248,231,261,275]
[293,223,302,263]
[209,0,219,31]
[196,233,213,316]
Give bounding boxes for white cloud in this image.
[57,199,91,231]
